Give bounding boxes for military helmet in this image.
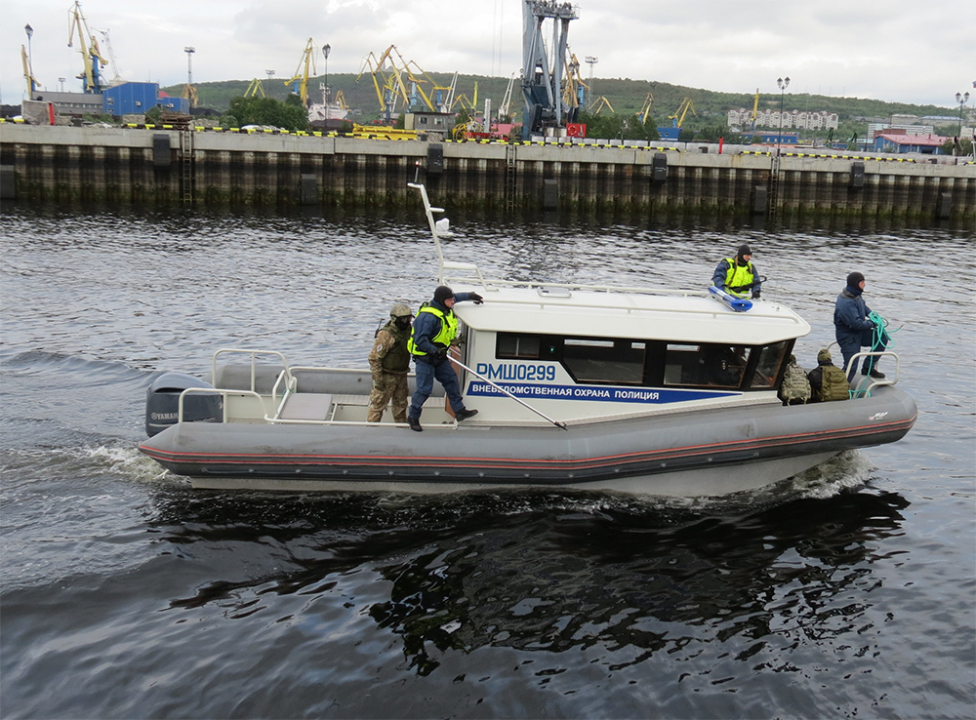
[390,303,413,318]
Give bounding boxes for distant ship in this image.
[307,83,348,123]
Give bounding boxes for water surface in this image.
[1,204,973,718]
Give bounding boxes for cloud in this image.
[3,0,972,108]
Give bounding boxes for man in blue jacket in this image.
[834,271,888,380]
[406,285,483,432]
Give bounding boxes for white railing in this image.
[177,386,265,424]
[211,348,290,393]
[845,350,901,396]
[408,182,487,288]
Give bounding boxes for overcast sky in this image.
[3,0,974,111]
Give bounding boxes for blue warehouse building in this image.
[102,82,188,116]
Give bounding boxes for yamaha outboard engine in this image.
[145,372,222,437]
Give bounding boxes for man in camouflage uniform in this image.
[367,303,414,423]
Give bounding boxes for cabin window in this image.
[662,343,747,389]
[497,333,542,359]
[749,340,789,389]
[561,338,645,385]
[495,332,788,392]
[496,333,562,360]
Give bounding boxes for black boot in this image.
[862,365,885,379]
[408,417,423,432]
[455,408,479,422]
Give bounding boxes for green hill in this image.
[165,73,958,139]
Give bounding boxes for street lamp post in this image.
[24,24,34,100]
[184,47,195,86]
[322,44,331,107]
[956,91,970,137]
[777,76,790,152]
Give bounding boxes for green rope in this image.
[868,310,899,351]
[854,311,899,398]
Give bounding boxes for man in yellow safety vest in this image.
[712,244,761,299]
[406,285,483,432]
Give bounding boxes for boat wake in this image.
[781,449,874,499]
[1,443,171,489]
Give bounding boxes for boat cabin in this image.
[449,283,810,424]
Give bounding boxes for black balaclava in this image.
[736,244,752,266]
[433,285,454,305]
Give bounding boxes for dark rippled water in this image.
[1,203,974,719]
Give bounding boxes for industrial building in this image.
[26,82,188,120]
[873,131,948,154]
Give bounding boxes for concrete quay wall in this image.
[1,123,973,221]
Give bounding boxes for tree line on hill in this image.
[162,74,968,151]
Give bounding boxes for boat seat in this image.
[330,393,370,407]
[277,392,333,421]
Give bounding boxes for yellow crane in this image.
[451,83,478,112]
[590,96,614,114]
[750,88,759,129]
[244,78,266,98]
[358,45,459,115]
[668,97,696,128]
[637,92,654,125]
[284,38,317,106]
[562,52,587,110]
[21,45,40,98]
[67,1,108,93]
[398,52,448,112]
[358,46,411,116]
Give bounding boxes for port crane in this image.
[21,45,40,98]
[451,83,478,112]
[668,97,696,128]
[436,73,480,114]
[358,46,411,119]
[438,72,459,112]
[244,78,266,98]
[358,45,462,117]
[520,0,579,139]
[284,38,318,106]
[590,96,614,114]
[497,73,517,118]
[750,88,760,129]
[637,92,654,125]
[95,28,124,85]
[67,1,108,93]
[561,52,587,111]
[396,50,455,113]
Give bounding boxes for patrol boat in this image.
[138,185,917,497]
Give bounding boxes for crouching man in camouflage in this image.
[367,303,414,423]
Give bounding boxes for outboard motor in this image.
[145,372,222,437]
